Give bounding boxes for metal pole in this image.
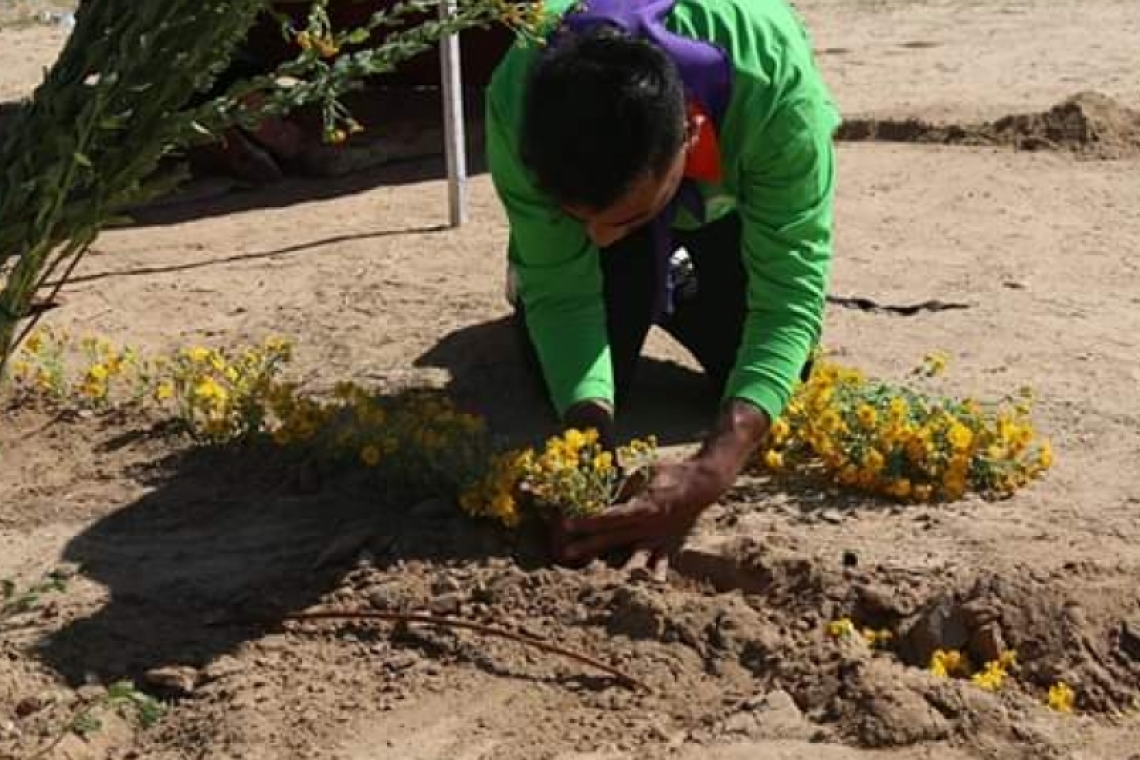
[439,0,468,227]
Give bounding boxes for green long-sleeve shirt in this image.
[486,0,840,422]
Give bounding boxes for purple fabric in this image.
[558,0,733,321]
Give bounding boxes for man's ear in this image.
[684,110,705,151]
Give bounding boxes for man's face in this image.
[563,138,689,249]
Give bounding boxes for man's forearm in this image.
[695,398,771,489]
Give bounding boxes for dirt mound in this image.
[838,92,1140,159]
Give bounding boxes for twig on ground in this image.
[213,608,650,692]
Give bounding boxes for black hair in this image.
[520,24,687,211]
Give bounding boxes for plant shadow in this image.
[35,425,544,690]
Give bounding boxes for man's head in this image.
[521,24,690,248]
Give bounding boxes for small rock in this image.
[431,575,462,595]
[429,592,463,616]
[842,550,859,568]
[857,583,912,617]
[961,598,1001,627]
[901,596,969,666]
[368,585,403,610]
[14,695,44,719]
[76,684,107,702]
[607,587,667,641]
[820,509,844,524]
[386,651,420,672]
[145,665,198,696]
[722,711,760,736]
[1,720,19,739]
[970,622,1007,665]
[748,689,801,716]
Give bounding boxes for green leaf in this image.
[71,711,102,737]
[106,680,136,700]
[135,697,165,728]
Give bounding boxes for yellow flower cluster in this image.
[458,430,658,524]
[8,327,291,443]
[168,339,293,443]
[8,326,139,403]
[929,648,972,678]
[459,449,529,528]
[929,648,1017,692]
[760,353,1053,502]
[1047,681,1075,713]
[826,618,893,648]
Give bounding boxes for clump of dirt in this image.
[892,569,1140,713]
[838,91,1140,159]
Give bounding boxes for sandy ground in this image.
[3,1,1140,758]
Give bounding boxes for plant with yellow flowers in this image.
[826,617,893,649]
[760,352,1053,502]
[459,430,659,525]
[166,338,293,443]
[928,648,1018,692]
[8,327,294,443]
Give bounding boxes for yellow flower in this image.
[863,448,886,475]
[856,404,878,428]
[770,418,791,444]
[186,347,211,363]
[87,364,109,382]
[889,478,912,499]
[817,408,842,433]
[827,618,856,640]
[194,377,228,403]
[947,422,974,453]
[295,30,313,50]
[913,483,934,502]
[563,428,587,452]
[922,351,948,376]
[764,449,784,471]
[1047,682,1075,713]
[314,36,340,58]
[929,649,969,678]
[154,381,175,401]
[1038,441,1054,469]
[888,396,910,422]
[24,333,43,353]
[360,445,382,467]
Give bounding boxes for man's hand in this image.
[554,399,771,577]
[554,458,727,578]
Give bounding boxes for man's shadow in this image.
[414,315,720,449]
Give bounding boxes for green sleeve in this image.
[724,86,839,421]
[485,80,614,417]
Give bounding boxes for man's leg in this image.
[663,213,748,396]
[511,225,658,412]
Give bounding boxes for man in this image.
[486,0,839,574]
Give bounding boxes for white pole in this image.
[440,0,468,227]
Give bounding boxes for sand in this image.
[3,1,1140,758]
